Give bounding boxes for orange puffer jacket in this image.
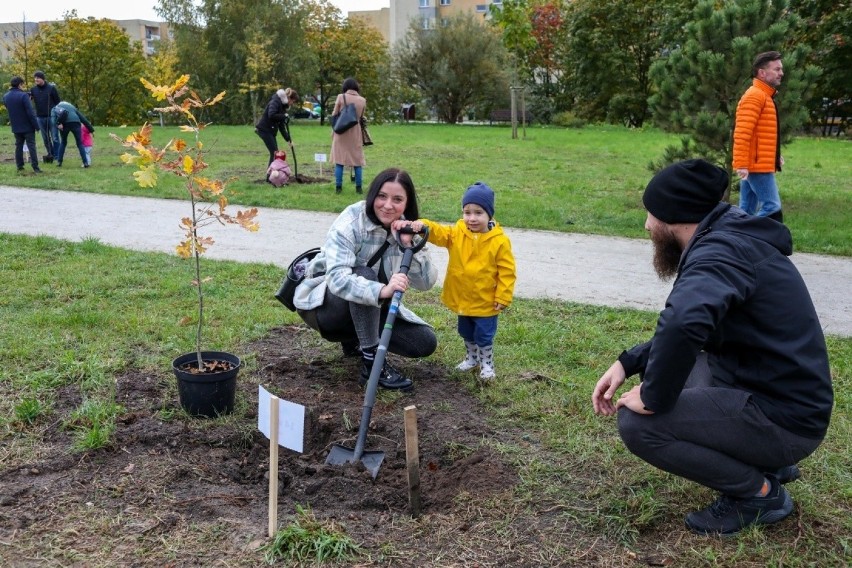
[732,79,779,173]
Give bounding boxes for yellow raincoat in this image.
[423,219,516,317]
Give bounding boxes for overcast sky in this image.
[0,1,389,23]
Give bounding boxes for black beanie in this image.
[642,159,728,224]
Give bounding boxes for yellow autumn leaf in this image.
[133,165,159,188]
[140,78,171,101]
[209,91,226,105]
[179,125,196,132]
[172,139,187,152]
[176,240,193,258]
[182,155,194,174]
[173,74,190,91]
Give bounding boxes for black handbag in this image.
[275,248,321,311]
[331,94,359,134]
[275,241,390,312]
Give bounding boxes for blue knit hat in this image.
[462,182,495,218]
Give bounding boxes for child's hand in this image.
[494,303,506,311]
[391,220,412,232]
[409,221,425,232]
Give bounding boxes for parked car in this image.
[291,101,320,119]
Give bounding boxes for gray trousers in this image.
[617,354,824,498]
[298,266,436,358]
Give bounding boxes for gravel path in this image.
[3,186,850,337]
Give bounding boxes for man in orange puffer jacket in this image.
[732,51,785,222]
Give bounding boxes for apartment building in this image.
[350,0,502,46]
[0,19,170,62]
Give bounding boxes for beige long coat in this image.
[330,90,366,167]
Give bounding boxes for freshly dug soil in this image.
[0,325,526,565]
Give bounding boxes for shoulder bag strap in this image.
[367,240,390,268]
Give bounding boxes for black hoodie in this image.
[619,203,832,438]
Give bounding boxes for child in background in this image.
[393,182,516,380]
[81,125,93,166]
[266,149,292,187]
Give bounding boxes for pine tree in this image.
[648,0,820,190]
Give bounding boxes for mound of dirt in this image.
[0,325,519,561]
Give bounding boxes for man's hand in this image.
[736,168,749,180]
[592,360,627,416]
[614,384,654,415]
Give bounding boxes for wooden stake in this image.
[268,394,279,537]
[404,405,421,518]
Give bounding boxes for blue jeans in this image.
[457,315,498,347]
[739,173,781,216]
[335,164,362,188]
[36,116,57,157]
[57,122,89,166]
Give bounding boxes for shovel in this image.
[288,141,298,178]
[326,226,429,479]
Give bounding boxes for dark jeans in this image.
[57,122,88,166]
[36,116,56,157]
[256,127,278,166]
[617,353,824,498]
[297,267,437,357]
[14,131,39,170]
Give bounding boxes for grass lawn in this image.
[1,122,850,255]
[1,122,849,564]
[1,234,850,566]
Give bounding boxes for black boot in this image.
[767,209,784,223]
[340,340,361,358]
[359,360,413,390]
[335,185,342,194]
[359,347,412,390]
[356,185,363,194]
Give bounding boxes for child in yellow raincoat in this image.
[394,182,516,380]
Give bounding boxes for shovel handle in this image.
[396,225,429,255]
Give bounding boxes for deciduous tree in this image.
[157,0,313,123]
[789,0,852,135]
[304,1,390,123]
[18,14,148,125]
[395,13,510,124]
[564,0,692,127]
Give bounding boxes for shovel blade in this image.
[325,444,385,479]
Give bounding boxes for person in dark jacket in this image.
[51,101,95,167]
[30,70,61,161]
[255,87,299,172]
[3,76,42,173]
[592,159,832,536]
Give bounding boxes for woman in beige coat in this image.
[331,77,367,194]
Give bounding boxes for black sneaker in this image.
[359,360,413,391]
[33,167,43,173]
[340,340,361,358]
[770,464,801,484]
[685,475,793,536]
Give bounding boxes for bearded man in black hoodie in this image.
[592,159,832,536]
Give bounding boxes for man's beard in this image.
[650,226,683,281]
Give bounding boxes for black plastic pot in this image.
[172,351,240,418]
